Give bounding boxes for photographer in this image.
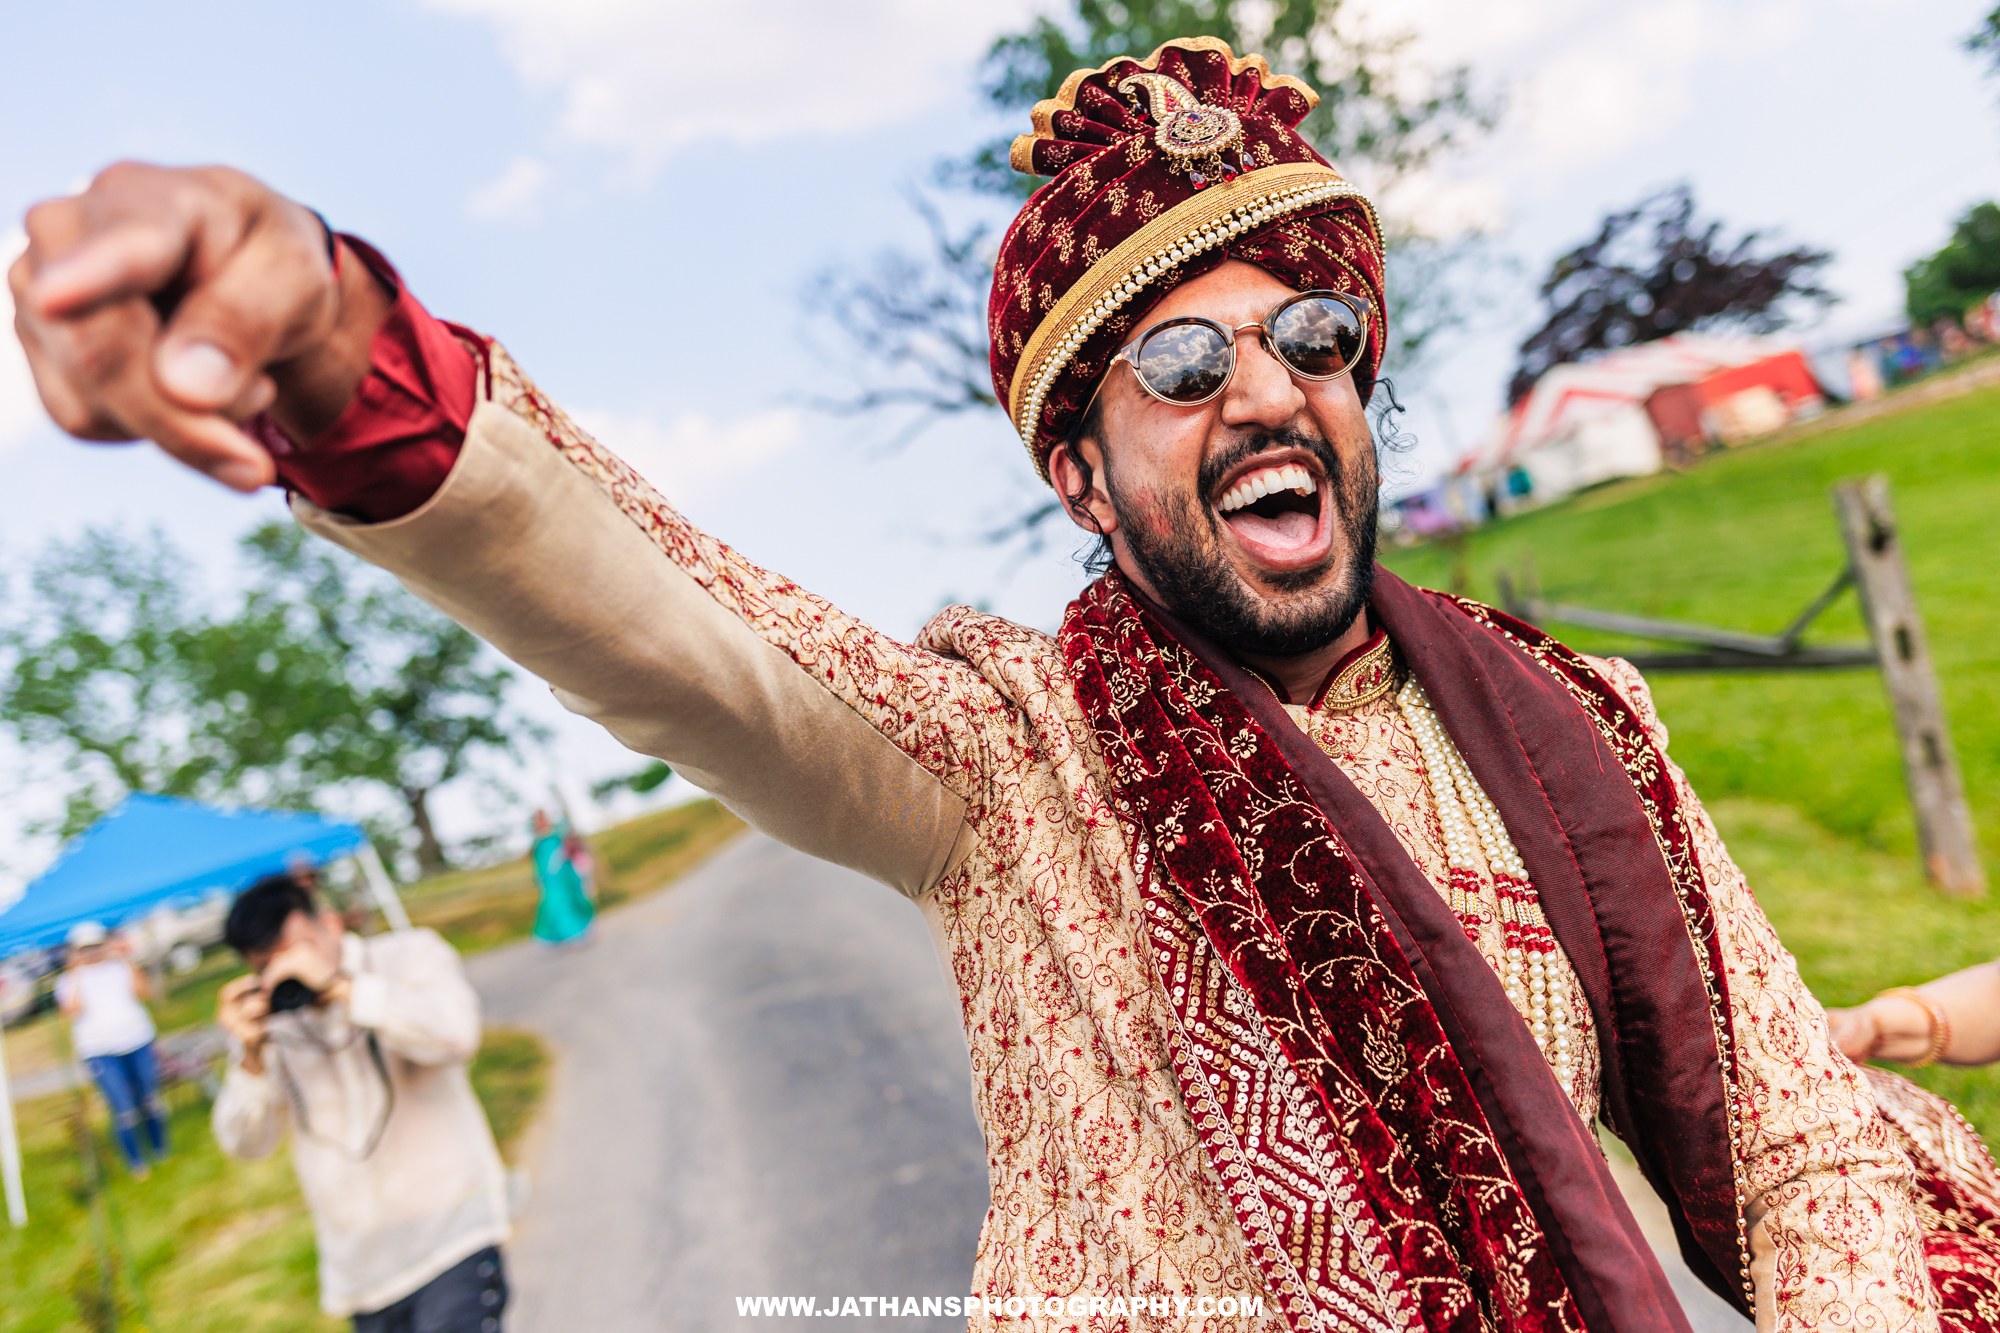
[212,872,510,1332]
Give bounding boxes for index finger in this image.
[27,216,194,321]
[19,162,244,321]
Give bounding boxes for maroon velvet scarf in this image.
[1060,568,1750,1332]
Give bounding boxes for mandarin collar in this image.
[1243,626,1400,711]
[1308,628,1399,712]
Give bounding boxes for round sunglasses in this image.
[1075,290,1373,428]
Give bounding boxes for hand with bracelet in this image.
[1827,960,2000,1067]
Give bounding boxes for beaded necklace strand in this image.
[1394,678,1578,1094]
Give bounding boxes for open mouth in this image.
[1213,458,1333,571]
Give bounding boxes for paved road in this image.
[467,831,1746,1332]
[468,833,989,1333]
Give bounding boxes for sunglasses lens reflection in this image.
[1271,296,1365,378]
[1135,322,1232,402]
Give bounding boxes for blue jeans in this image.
[84,1044,168,1171]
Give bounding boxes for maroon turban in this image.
[988,37,1387,483]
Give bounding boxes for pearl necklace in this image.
[1394,679,1578,1094]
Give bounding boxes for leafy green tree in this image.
[1508,185,1834,405]
[1969,6,2000,77]
[1904,201,2000,330]
[0,524,541,870]
[592,760,673,801]
[0,529,362,840]
[2,530,224,839]
[238,521,544,874]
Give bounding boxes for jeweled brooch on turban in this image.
[1119,71,1248,189]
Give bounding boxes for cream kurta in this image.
[295,344,1933,1332]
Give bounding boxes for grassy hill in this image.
[1384,379,2000,1131]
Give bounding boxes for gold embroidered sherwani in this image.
[295,345,1935,1332]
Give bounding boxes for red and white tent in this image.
[1460,334,1814,510]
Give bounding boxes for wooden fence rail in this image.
[1496,473,1984,895]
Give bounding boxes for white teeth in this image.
[1217,463,1319,513]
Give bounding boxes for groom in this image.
[15,36,1994,1333]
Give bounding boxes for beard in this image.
[1107,424,1378,658]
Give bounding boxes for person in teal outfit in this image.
[530,811,595,945]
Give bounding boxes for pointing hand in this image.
[10,162,390,491]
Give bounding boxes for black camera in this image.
[267,977,320,1013]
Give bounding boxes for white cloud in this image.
[1398,0,1818,177]
[1371,170,1510,242]
[425,0,1037,175]
[0,228,44,454]
[468,155,552,221]
[1517,49,1682,171]
[568,404,804,503]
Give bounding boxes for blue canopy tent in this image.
[0,794,383,957]
[0,794,412,1226]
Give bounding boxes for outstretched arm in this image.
[14,164,1007,898]
[290,336,996,896]
[1830,961,2000,1067]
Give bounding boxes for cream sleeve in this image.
[293,344,1005,899]
[1590,656,1937,1333]
[210,1059,289,1161]
[346,929,482,1067]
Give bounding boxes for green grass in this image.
[468,1027,549,1165]
[1383,385,2000,861]
[1384,380,2000,1135]
[0,1026,547,1333]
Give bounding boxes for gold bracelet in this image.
[1877,986,1952,1067]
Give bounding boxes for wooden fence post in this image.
[1832,475,1987,896]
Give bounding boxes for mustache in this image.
[1197,426,1341,504]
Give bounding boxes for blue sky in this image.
[1,0,1996,877]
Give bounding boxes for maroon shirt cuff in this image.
[254,236,479,523]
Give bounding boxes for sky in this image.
[0,0,1995,885]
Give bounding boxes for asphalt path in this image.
[467,830,1746,1332]
[468,832,990,1333]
